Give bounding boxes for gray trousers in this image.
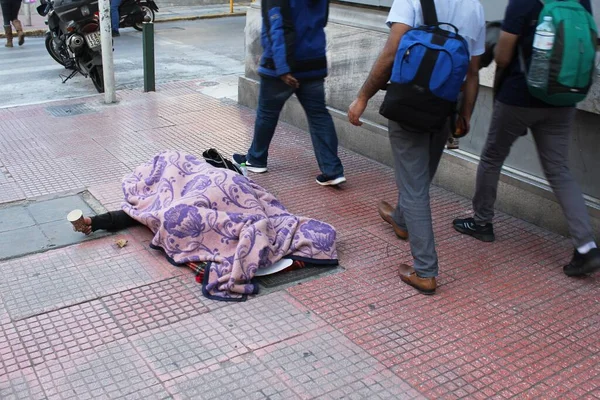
[473,101,595,247]
[389,121,448,278]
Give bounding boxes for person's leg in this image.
[111,0,122,35]
[1,0,14,47]
[246,77,294,167]
[388,121,441,279]
[530,108,599,276]
[10,0,23,46]
[472,102,530,224]
[530,108,597,248]
[295,79,344,179]
[453,103,532,242]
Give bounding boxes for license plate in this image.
[85,31,101,49]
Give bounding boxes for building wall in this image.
[337,0,600,29]
[239,3,600,237]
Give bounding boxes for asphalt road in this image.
[0,17,245,108]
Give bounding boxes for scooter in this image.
[38,0,105,93]
[118,0,159,31]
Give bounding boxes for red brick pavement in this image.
[0,81,598,399]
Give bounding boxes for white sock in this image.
[577,242,597,255]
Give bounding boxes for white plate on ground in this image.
[254,258,294,277]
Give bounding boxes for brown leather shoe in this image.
[398,264,436,295]
[378,201,408,240]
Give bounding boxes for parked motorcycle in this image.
[118,0,158,32]
[37,0,105,93]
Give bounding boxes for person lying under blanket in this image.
[74,150,339,301]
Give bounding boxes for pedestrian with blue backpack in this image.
[453,0,600,277]
[232,0,346,187]
[348,0,486,294]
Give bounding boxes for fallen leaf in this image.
[115,239,128,248]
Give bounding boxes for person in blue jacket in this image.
[232,0,346,186]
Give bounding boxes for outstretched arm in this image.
[348,23,411,126]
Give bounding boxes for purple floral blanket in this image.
[121,151,338,301]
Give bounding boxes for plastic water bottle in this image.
[239,163,248,177]
[528,16,556,89]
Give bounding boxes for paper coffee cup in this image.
[67,209,85,232]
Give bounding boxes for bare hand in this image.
[280,73,299,88]
[348,98,368,126]
[455,115,470,138]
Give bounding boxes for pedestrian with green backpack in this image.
[453,0,600,277]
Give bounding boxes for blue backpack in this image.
[379,0,470,133]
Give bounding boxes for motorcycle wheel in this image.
[45,33,67,67]
[133,6,155,31]
[90,66,105,93]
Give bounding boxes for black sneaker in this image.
[316,173,346,186]
[563,248,600,277]
[231,153,267,173]
[202,148,243,175]
[112,31,120,37]
[452,217,495,242]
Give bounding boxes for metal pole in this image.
[230,0,233,14]
[142,22,155,92]
[23,1,32,26]
[98,0,116,103]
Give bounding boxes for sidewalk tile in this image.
[88,181,124,210]
[0,248,74,282]
[0,323,30,376]
[217,291,327,350]
[76,249,172,297]
[102,277,209,337]
[0,264,96,321]
[131,313,248,381]
[0,182,25,204]
[253,327,422,399]
[64,232,146,265]
[164,353,296,400]
[0,226,49,261]
[15,300,124,366]
[26,195,94,225]
[34,340,159,400]
[0,368,46,400]
[0,206,35,233]
[117,384,171,400]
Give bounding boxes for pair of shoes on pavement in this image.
[232,154,346,186]
[453,217,600,277]
[377,202,435,294]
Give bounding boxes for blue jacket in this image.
[258,0,329,80]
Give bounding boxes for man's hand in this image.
[455,114,470,137]
[348,98,368,126]
[280,73,299,88]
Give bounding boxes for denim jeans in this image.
[111,0,122,33]
[389,120,448,278]
[247,77,344,178]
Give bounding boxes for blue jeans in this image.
[111,0,122,33]
[247,77,344,178]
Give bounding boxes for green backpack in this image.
[524,0,598,106]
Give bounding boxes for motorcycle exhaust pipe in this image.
[67,34,85,52]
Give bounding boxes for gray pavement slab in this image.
[38,220,97,248]
[0,206,36,233]
[27,195,94,225]
[0,226,49,260]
